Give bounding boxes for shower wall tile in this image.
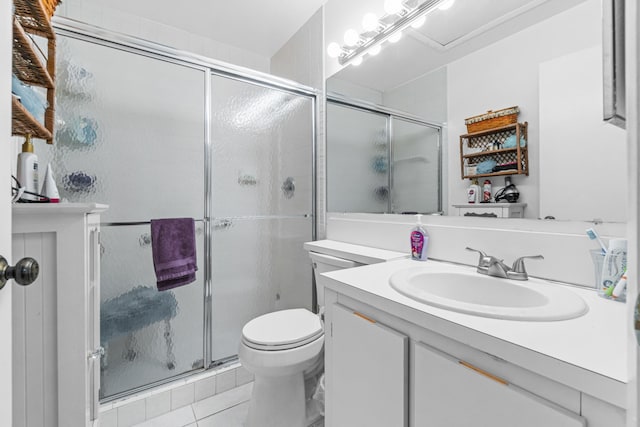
[100,8,141,38]
[171,383,195,410]
[195,375,217,401]
[192,383,253,421]
[145,390,171,419]
[117,399,146,427]
[215,369,237,394]
[58,4,270,73]
[100,408,118,427]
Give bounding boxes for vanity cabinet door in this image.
[330,304,408,427]
[412,342,585,427]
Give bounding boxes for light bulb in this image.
[344,29,360,46]
[438,0,455,11]
[362,12,379,32]
[369,44,382,56]
[327,42,343,58]
[388,31,402,43]
[384,0,404,15]
[351,56,363,66]
[411,15,426,29]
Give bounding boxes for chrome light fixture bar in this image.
[337,0,446,65]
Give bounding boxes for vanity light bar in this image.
[338,0,445,65]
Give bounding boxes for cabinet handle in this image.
[459,360,508,386]
[353,311,376,324]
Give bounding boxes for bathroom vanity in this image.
[12,203,107,427]
[321,258,626,427]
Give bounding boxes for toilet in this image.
[239,240,407,427]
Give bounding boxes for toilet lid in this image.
[242,308,323,351]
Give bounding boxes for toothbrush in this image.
[586,228,607,254]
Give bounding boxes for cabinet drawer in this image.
[452,203,526,218]
[412,342,585,427]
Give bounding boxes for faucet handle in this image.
[511,255,544,274]
[465,247,488,266]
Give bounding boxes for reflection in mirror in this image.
[325,0,626,222]
[327,98,441,214]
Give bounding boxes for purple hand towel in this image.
[150,218,198,291]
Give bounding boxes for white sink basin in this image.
[389,268,588,321]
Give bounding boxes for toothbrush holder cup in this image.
[589,249,605,289]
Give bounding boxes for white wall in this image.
[328,77,383,104]
[271,8,324,89]
[539,46,626,222]
[1,0,12,424]
[447,0,603,219]
[383,67,448,124]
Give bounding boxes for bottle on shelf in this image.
[482,179,492,203]
[16,134,39,201]
[467,179,480,204]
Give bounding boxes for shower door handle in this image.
[213,219,233,230]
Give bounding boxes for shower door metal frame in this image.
[53,16,318,401]
[326,93,443,214]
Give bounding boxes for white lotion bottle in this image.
[467,179,480,204]
[16,134,39,201]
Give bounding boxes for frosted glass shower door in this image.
[54,35,207,399]
[391,119,441,214]
[210,75,314,362]
[326,103,389,213]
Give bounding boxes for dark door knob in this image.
[0,256,39,289]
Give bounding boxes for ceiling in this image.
[100,0,328,57]
[327,0,588,92]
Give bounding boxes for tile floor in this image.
[130,382,325,427]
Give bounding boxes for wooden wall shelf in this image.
[459,122,529,180]
[11,0,56,144]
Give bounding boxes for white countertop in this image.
[322,258,627,407]
[13,202,108,215]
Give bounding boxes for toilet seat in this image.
[242,308,324,351]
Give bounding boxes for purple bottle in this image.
[410,215,429,261]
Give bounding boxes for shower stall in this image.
[50,20,316,400]
[326,96,442,215]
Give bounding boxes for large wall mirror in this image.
[324,0,627,223]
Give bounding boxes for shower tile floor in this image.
[130,383,324,427]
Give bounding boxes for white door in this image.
[1,0,14,425]
[628,0,640,426]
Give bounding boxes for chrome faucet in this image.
[465,247,544,281]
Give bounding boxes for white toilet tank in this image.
[305,240,408,308]
[309,252,363,307]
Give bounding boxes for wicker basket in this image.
[465,106,519,133]
[41,0,61,19]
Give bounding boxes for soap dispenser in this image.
[410,214,429,261]
[16,134,39,201]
